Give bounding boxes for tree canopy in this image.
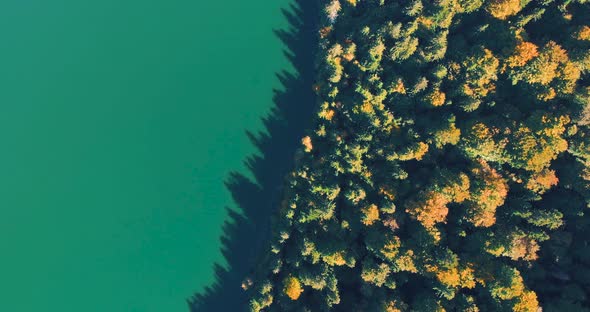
[247,0,590,311]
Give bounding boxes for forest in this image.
[246,0,590,311]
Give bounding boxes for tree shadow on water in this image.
[188,1,318,311]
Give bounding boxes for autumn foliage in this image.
[486,0,521,20]
[247,1,590,311]
[283,277,302,300]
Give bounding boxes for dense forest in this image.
[246,0,590,311]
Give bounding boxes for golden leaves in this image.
[486,0,521,20]
[361,204,380,226]
[506,41,539,68]
[302,136,313,152]
[283,276,303,300]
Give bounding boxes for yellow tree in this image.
[486,0,522,20]
[283,276,303,300]
[576,25,590,41]
[505,234,540,261]
[361,204,380,226]
[510,113,570,172]
[465,160,508,227]
[462,122,508,163]
[508,41,580,96]
[512,290,540,312]
[432,121,461,148]
[506,41,539,68]
[406,191,449,229]
[406,172,470,230]
[525,168,559,194]
[427,88,446,107]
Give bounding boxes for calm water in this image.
[0,1,292,311]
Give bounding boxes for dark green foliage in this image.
[247,0,590,311]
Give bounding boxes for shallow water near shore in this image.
[0,1,292,311]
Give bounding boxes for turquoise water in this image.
[0,1,292,311]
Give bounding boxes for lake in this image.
[0,0,294,311]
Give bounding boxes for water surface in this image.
[0,1,291,311]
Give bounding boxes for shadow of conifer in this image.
[188,1,318,311]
